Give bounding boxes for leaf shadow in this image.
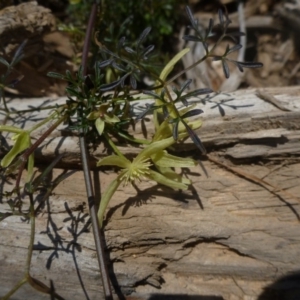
[2,98,53,129]
[33,169,92,300]
[105,180,204,227]
[190,92,254,116]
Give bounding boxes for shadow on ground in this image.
[258,271,300,300]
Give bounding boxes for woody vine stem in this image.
[78,1,113,299]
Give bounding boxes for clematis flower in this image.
[97,134,197,227]
[87,103,120,136]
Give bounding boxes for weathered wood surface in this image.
[2,86,300,165]
[1,87,300,300]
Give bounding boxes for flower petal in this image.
[152,151,197,168]
[87,111,100,120]
[104,113,120,123]
[178,119,202,133]
[95,117,105,135]
[136,136,176,162]
[98,173,123,227]
[97,155,130,168]
[157,166,191,185]
[152,119,173,141]
[147,169,189,190]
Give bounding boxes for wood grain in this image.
[1,87,300,299]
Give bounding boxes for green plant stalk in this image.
[116,131,151,145]
[1,193,35,300]
[1,277,27,300]
[25,193,35,274]
[23,116,67,160]
[78,1,113,299]
[103,132,126,158]
[2,192,65,299]
[165,54,208,86]
[28,112,59,133]
[164,33,227,86]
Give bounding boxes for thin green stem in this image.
[103,132,126,158]
[1,193,35,300]
[1,277,28,300]
[165,55,208,86]
[162,32,227,87]
[22,115,67,160]
[25,192,35,274]
[28,112,58,133]
[115,130,150,145]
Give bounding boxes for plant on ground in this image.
[0,2,262,299]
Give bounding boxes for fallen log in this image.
[0,86,300,300]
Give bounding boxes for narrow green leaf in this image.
[152,151,197,168]
[98,174,123,227]
[143,45,155,58]
[185,6,197,28]
[0,125,23,134]
[47,72,66,80]
[136,136,175,161]
[26,153,34,183]
[1,132,30,167]
[0,57,9,67]
[159,48,190,82]
[222,59,230,78]
[98,59,113,68]
[182,35,200,42]
[172,120,179,141]
[11,39,27,67]
[87,111,100,120]
[143,90,162,101]
[124,47,136,55]
[182,120,206,154]
[180,79,192,93]
[181,109,203,119]
[235,61,263,68]
[104,114,120,123]
[100,79,121,91]
[179,119,202,133]
[183,88,212,98]
[152,119,173,141]
[97,155,130,168]
[95,117,105,135]
[178,103,197,117]
[137,27,151,46]
[66,87,82,98]
[226,44,242,55]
